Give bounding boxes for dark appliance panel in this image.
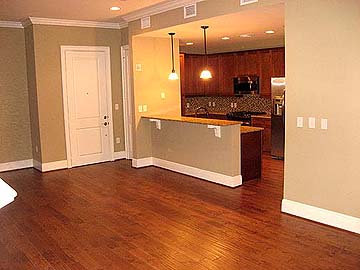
[234,75,259,95]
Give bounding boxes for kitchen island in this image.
[133,115,262,187]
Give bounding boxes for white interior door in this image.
[63,48,113,167]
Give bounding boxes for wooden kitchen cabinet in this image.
[241,130,262,181]
[251,117,272,153]
[183,54,205,96]
[204,55,220,96]
[181,47,285,98]
[258,49,272,99]
[218,53,236,96]
[272,48,285,77]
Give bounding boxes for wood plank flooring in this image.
[0,155,359,269]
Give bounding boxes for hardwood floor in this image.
[0,155,359,269]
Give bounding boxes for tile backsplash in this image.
[184,95,272,114]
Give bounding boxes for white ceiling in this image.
[0,0,166,22]
[140,4,285,54]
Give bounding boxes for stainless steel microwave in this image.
[233,75,259,95]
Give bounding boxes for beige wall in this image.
[284,0,360,218]
[121,28,129,45]
[28,25,125,163]
[132,36,181,158]
[128,0,284,36]
[0,27,32,163]
[24,25,42,162]
[151,121,240,176]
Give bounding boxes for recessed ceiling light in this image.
[265,30,275,34]
[240,34,253,38]
[186,42,194,46]
[221,37,230,40]
[110,6,121,11]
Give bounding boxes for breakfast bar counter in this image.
[134,115,262,187]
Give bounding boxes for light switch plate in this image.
[231,102,234,108]
[138,105,143,113]
[234,103,237,108]
[116,137,121,144]
[296,117,303,128]
[321,118,328,130]
[135,64,142,71]
[308,117,316,129]
[143,105,148,112]
[186,103,190,108]
[115,104,119,110]
[212,102,215,107]
[160,92,166,99]
[208,102,212,107]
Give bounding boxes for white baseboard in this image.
[132,157,242,188]
[132,157,153,168]
[33,160,68,172]
[114,151,126,160]
[282,199,360,234]
[0,159,33,172]
[1,153,126,173]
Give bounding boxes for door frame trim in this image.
[121,45,133,159]
[60,45,115,168]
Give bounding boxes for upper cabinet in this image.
[271,48,285,77]
[181,47,285,98]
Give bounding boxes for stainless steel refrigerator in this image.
[271,77,286,159]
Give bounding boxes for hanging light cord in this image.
[203,28,207,56]
[202,26,209,67]
[170,33,175,72]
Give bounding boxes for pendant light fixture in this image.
[168,32,179,80]
[200,25,212,79]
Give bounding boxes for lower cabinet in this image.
[251,117,271,153]
[241,130,262,181]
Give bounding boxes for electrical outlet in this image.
[115,103,119,110]
[208,102,212,107]
[116,137,121,144]
[135,64,142,71]
[186,103,190,108]
[234,103,237,108]
[143,105,148,112]
[231,102,234,108]
[138,105,143,113]
[212,102,215,107]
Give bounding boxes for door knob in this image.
[104,122,108,126]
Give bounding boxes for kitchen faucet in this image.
[195,106,209,118]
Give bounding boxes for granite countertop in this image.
[185,112,227,116]
[142,115,241,126]
[251,114,271,119]
[241,126,264,134]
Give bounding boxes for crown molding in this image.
[122,0,206,22]
[22,17,128,29]
[0,21,23,29]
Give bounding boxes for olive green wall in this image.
[24,25,42,162]
[29,25,125,163]
[132,36,181,159]
[0,27,32,163]
[151,121,241,176]
[284,0,360,218]
[128,0,284,36]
